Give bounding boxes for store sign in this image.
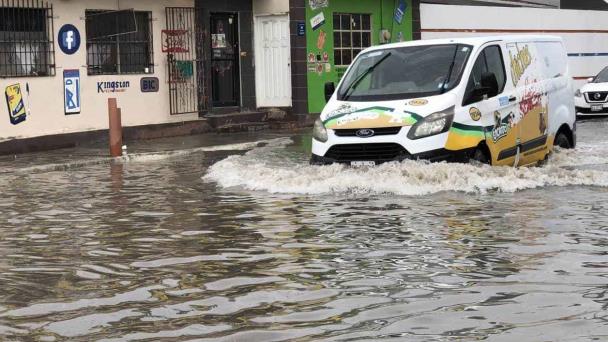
[63,70,81,114]
[161,29,189,53]
[309,0,328,10]
[58,24,81,55]
[5,84,26,125]
[140,77,159,93]
[394,0,407,24]
[97,81,130,93]
[297,22,305,36]
[310,12,325,31]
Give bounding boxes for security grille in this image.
[166,7,205,115]
[0,0,55,77]
[85,10,154,75]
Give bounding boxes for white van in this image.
[311,36,576,167]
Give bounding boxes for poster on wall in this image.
[317,30,326,49]
[5,84,26,125]
[394,0,407,24]
[63,69,81,115]
[310,12,325,31]
[212,34,227,48]
[309,0,329,10]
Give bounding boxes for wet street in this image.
[1,120,608,341]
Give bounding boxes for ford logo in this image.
[356,129,375,138]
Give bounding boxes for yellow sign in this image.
[469,107,481,121]
[409,99,428,106]
[5,84,26,125]
[510,44,532,86]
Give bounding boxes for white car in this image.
[575,66,608,116]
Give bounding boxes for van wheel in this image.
[554,132,571,149]
[470,147,490,165]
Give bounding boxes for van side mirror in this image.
[588,77,595,83]
[324,82,335,102]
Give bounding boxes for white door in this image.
[254,15,292,107]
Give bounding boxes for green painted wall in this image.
[305,0,413,113]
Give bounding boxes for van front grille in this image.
[324,143,408,162]
[333,126,402,137]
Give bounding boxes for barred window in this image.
[0,1,55,77]
[333,13,372,67]
[85,10,154,75]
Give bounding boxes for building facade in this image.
[0,0,301,153]
[0,0,201,149]
[304,0,414,113]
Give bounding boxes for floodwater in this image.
[1,120,608,341]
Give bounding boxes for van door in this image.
[461,44,519,166]
[506,42,548,166]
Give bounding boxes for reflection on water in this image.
[1,122,608,341]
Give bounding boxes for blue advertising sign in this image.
[63,70,81,114]
[394,0,407,25]
[58,24,81,55]
[297,22,306,36]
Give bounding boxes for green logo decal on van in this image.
[324,106,421,129]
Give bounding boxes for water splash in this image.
[203,139,608,196]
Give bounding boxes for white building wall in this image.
[253,0,289,15]
[420,4,608,89]
[0,0,195,142]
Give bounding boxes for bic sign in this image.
[58,24,81,55]
[140,77,160,93]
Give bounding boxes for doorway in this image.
[254,14,292,107]
[210,13,240,108]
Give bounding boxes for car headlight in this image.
[407,108,454,140]
[575,89,582,97]
[313,118,328,142]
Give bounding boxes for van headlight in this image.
[313,118,328,142]
[575,89,582,97]
[407,109,454,140]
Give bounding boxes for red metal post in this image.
[108,98,123,157]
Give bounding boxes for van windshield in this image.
[338,44,472,102]
[594,67,608,83]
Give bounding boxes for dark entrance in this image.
[210,13,239,107]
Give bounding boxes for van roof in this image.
[366,35,563,52]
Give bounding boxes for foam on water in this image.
[203,138,608,196]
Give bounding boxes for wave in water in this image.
[203,140,608,196]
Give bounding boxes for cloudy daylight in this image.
[1,0,608,341]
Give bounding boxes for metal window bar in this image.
[166,7,204,115]
[86,10,154,75]
[0,0,55,78]
[333,13,372,67]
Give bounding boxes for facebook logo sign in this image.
[58,24,81,55]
